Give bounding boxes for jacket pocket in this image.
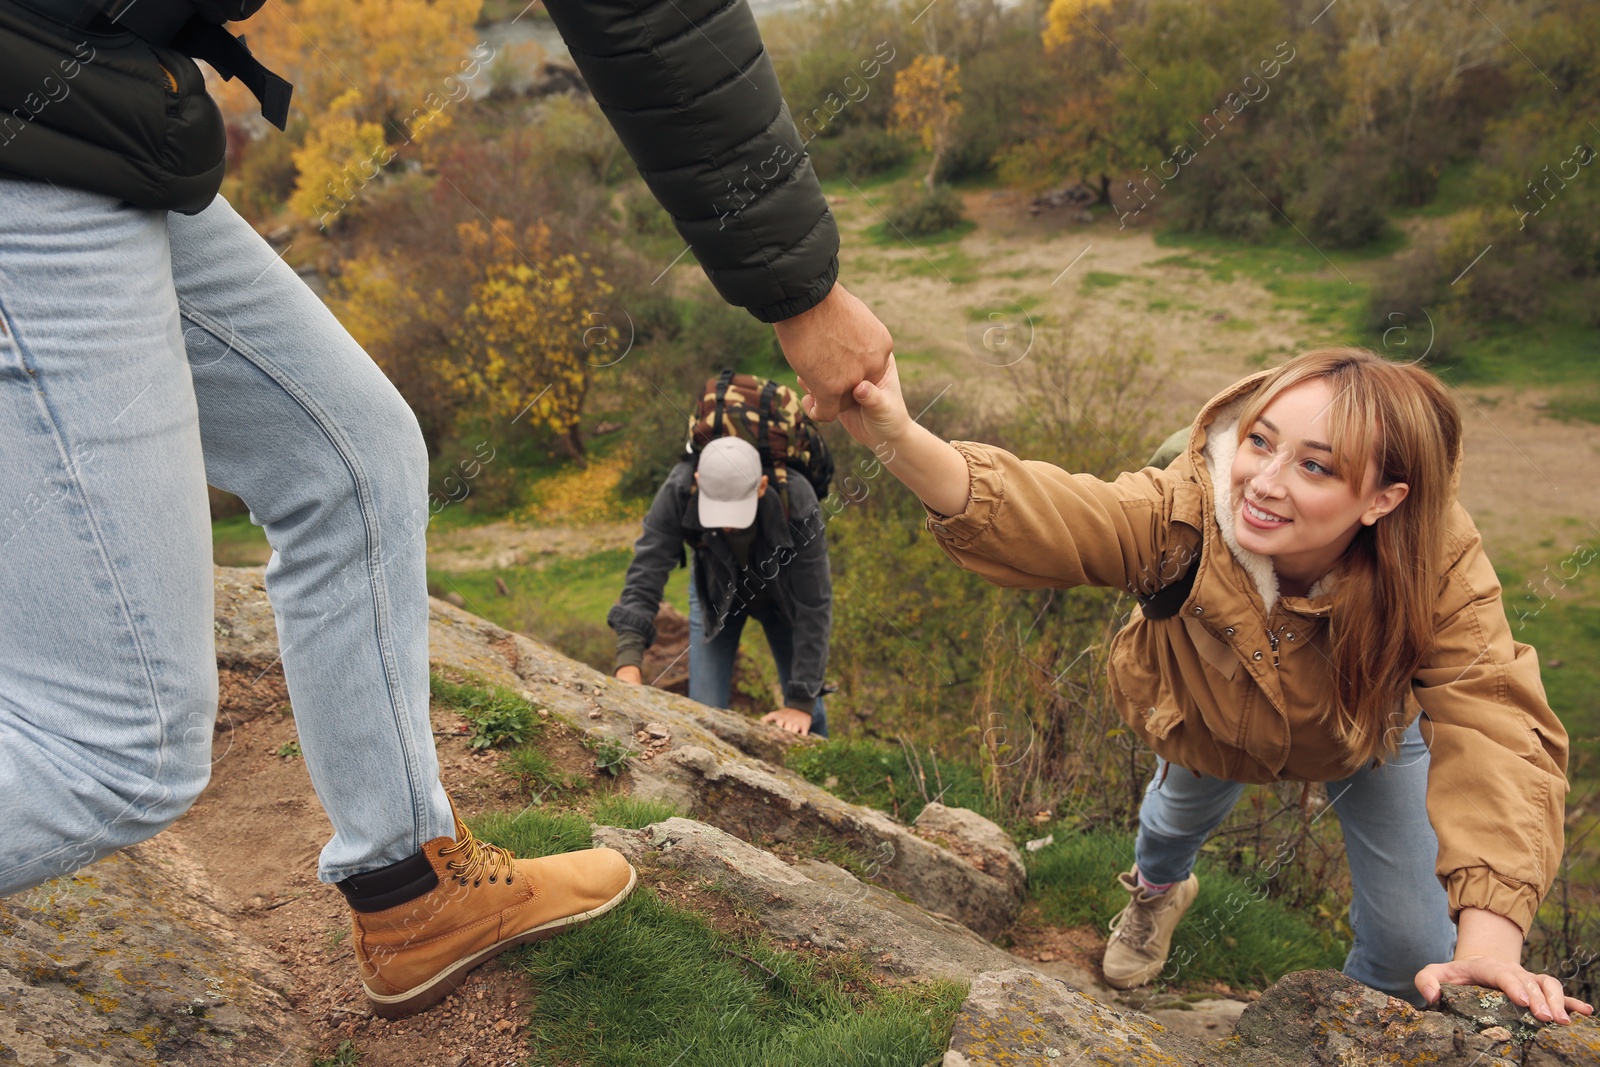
[1183,615,1238,680]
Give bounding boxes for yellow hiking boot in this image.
[345,815,636,1018]
[1101,868,1199,990]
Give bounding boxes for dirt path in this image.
[167,663,578,1066]
[428,519,639,572]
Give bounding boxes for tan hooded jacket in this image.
[924,371,1569,933]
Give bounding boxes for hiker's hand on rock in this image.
[773,281,892,422]
[760,707,813,735]
[1416,957,1593,1024]
[614,666,642,685]
[836,354,911,453]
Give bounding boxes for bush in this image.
[884,185,966,237]
[1288,145,1390,249]
[807,125,911,181]
[1163,151,1275,242]
[1364,239,1461,364]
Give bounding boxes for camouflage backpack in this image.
[687,369,834,515]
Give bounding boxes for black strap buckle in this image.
[105,0,292,129]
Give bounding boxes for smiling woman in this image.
[827,345,1591,1026]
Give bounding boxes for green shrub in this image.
[884,186,967,238]
[429,673,539,749]
[589,735,636,777]
[808,125,911,181]
[1288,145,1391,249]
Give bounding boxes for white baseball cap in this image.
[697,436,764,529]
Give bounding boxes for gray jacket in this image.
[607,460,832,709]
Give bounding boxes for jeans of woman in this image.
[1132,716,1457,1005]
[687,580,827,737]
[0,180,455,897]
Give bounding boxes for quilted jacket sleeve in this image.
[542,0,839,321]
[1413,505,1569,934]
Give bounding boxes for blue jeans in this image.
[0,180,455,896]
[687,580,827,737]
[1133,716,1456,1005]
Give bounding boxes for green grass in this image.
[588,793,685,829]
[429,672,539,749]
[1080,270,1132,290]
[502,745,589,797]
[785,737,1002,829]
[864,218,978,248]
[212,513,270,566]
[429,547,693,631]
[471,806,596,858]
[503,881,965,1067]
[311,1040,360,1067]
[1430,314,1600,391]
[1391,160,1480,220]
[1027,829,1346,991]
[1151,229,1378,342]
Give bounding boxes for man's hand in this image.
[760,707,813,735]
[614,665,643,685]
[772,281,891,422]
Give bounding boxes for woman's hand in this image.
[1415,955,1592,1023]
[799,353,912,453]
[804,354,970,517]
[1417,912,1591,1023]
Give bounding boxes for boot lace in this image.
[1109,895,1158,951]
[438,825,515,888]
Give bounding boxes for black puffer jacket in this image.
[607,460,832,709]
[544,0,839,322]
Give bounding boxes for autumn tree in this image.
[211,0,480,223]
[449,220,616,462]
[892,54,964,189]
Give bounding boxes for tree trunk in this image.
[563,422,587,466]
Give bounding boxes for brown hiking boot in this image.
[351,816,637,1018]
[1101,868,1199,990]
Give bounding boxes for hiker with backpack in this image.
[608,372,834,736]
[827,348,1591,1023]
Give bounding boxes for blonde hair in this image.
[1236,347,1462,768]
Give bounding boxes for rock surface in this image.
[218,567,1026,940]
[942,967,1600,1066]
[0,834,309,1067]
[593,818,1039,982]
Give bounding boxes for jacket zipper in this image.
[1265,623,1281,667]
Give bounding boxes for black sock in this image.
[337,850,439,913]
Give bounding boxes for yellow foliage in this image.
[287,90,388,225]
[1042,0,1112,54]
[517,450,635,525]
[890,54,963,154]
[444,220,616,455]
[214,0,480,128]
[214,0,480,222]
